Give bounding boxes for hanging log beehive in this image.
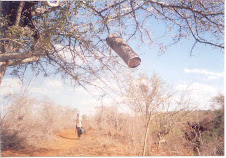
[106,34,141,68]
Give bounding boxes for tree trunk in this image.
[146,104,149,121]
[142,113,153,156]
[0,61,8,86]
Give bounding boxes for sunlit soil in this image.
[2,128,78,157]
[1,128,193,156]
[2,128,134,156]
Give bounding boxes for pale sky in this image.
[0,37,223,116]
[0,6,224,116]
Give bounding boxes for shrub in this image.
[0,94,77,150]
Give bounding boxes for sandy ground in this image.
[1,128,80,157]
[1,128,133,157]
[2,128,191,156]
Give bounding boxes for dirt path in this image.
[3,126,146,157]
[2,128,80,157]
[2,128,132,157]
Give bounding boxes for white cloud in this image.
[0,78,22,96]
[29,86,50,96]
[207,76,219,80]
[28,78,64,96]
[0,78,64,97]
[27,78,99,115]
[176,82,223,109]
[0,77,97,115]
[55,44,84,65]
[184,68,224,80]
[43,78,63,89]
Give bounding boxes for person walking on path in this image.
[76,113,83,138]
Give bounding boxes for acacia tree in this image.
[0,0,224,86]
[125,74,162,119]
[124,73,191,155]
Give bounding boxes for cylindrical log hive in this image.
[106,34,141,68]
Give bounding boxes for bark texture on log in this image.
[106,34,141,68]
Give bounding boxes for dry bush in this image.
[94,106,126,132]
[90,105,196,156]
[182,94,224,156]
[0,94,76,150]
[82,94,224,156]
[92,105,166,155]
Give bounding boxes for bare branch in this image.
[147,0,224,16]
[14,2,26,26]
[0,50,47,62]
[0,61,8,85]
[8,56,40,66]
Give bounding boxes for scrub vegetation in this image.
[1,92,223,156]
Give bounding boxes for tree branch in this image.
[148,0,224,16]
[14,1,26,26]
[0,61,8,85]
[30,6,61,16]
[0,50,47,62]
[8,56,40,66]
